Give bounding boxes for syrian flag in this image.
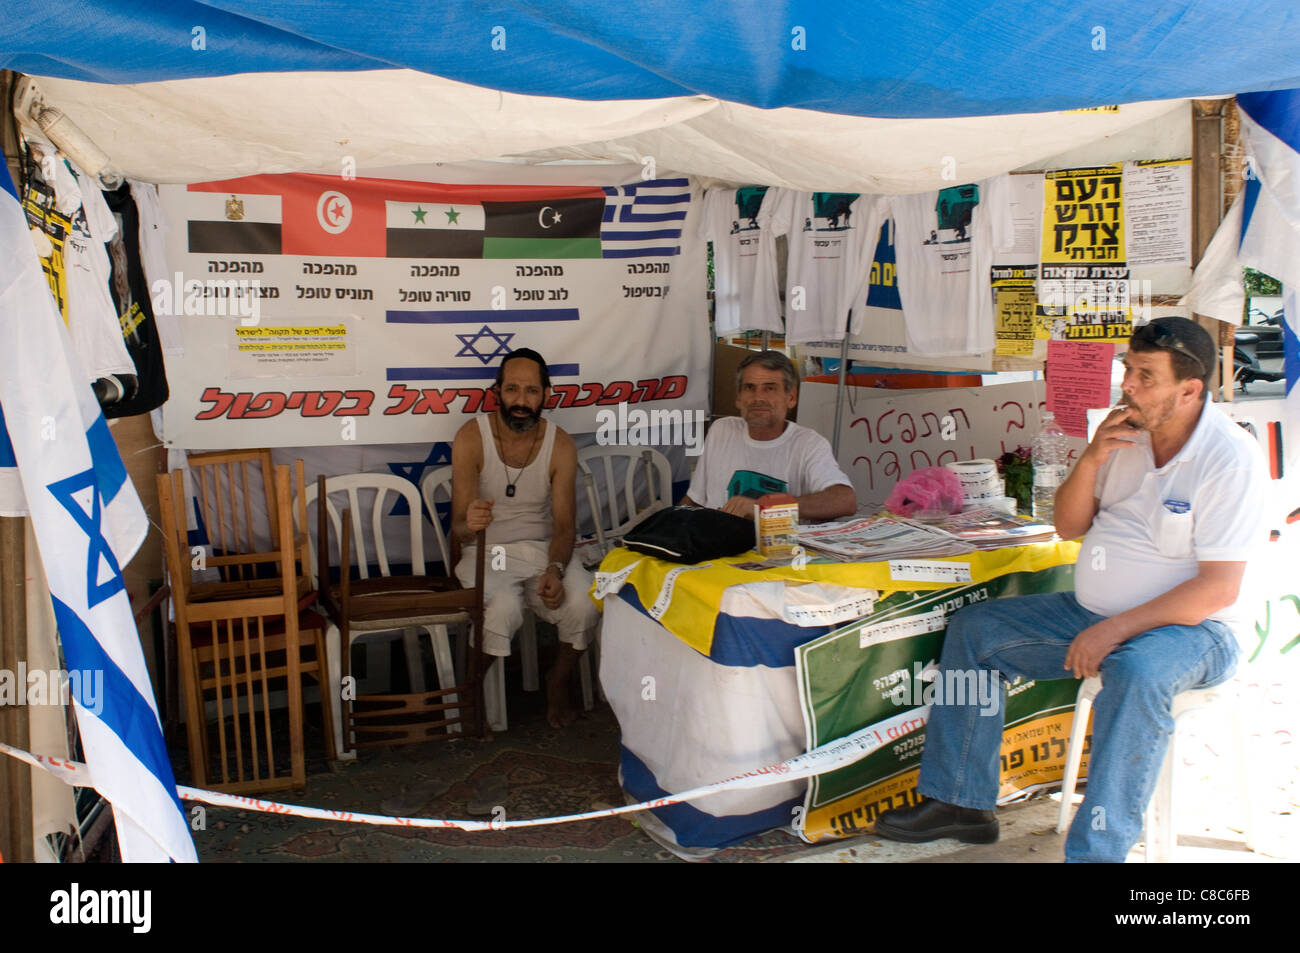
[1238,90,1300,474]
[386,201,485,258]
[0,165,195,862]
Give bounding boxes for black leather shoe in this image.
[874,799,999,844]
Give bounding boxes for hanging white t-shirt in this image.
[762,189,888,345]
[60,160,134,381]
[891,182,997,356]
[686,416,852,509]
[129,179,182,356]
[699,187,783,336]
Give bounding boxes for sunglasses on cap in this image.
[1131,322,1208,377]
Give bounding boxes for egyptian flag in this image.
[184,189,282,255]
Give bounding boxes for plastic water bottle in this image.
[1032,411,1068,525]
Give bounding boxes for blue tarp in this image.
[3,1,1300,119]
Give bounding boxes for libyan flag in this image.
[186,174,606,259]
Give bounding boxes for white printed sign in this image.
[887,560,973,584]
[158,169,709,448]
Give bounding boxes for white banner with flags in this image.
[157,166,710,449]
[0,173,196,862]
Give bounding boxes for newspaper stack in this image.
[913,506,1057,550]
[797,513,975,562]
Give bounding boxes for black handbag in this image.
[622,506,757,564]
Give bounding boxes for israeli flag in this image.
[0,166,195,862]
[1239,90,1300,467]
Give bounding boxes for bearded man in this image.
[451,347,596,729]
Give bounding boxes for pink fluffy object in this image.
[884,466,965,517]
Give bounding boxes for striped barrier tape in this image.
[0,707,927,832]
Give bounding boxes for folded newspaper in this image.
[797,508,1055,561]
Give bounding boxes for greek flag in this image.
[1239,90,1300,465]
[0,167,195,862]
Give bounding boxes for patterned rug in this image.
[173,670,812,864]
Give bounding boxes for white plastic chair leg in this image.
[520,613,540,692]
[1145,738,1178,862]
[324,622,355,761]
[484,656,507,732]
[402,627,426,693]
[1056,676,1100,833]
[424,623,461,734]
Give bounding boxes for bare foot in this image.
[546,667,578,728]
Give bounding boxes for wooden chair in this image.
[306,473,488,753]
[157,456,334,793]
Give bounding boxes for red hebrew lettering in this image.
[633,379,660,403]
[998,400,1026,432]
[898,412,916,444]
[339,390,374,415]
[936,449,957,466]
[877,409,896,445]
[551,384,579,408]
[411,389,454,414]
[850,416,872,442]
[655,375,687,400]
[852,455,875,489]
[301,391,344,417]
[599,380,634,405]
[909,449,932,471]
[384,384,419,415]
[224,393,255,419]
[196,387,234,420]
[456,388,485,413]
[919,412,939,439]
[572,383,603,407]
[878,450,900,480]
[242,392,287,418]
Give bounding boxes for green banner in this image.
[795,564,1087,842]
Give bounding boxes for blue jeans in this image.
[915,591,1239,863]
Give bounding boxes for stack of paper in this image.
[797,514,975,562]
[911,507,1057,549]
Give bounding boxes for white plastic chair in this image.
[1056,675,1254,862]
[576,445,673,555]
[419,465,594,731]
[298,473,462,757]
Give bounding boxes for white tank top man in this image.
[451,348,596,729]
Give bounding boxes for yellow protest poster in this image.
[1039,165,1131,341]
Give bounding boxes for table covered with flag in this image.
[591,541,1084,856]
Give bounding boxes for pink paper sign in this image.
[1046,340,1114,437]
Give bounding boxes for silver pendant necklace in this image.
[494,417,541,498]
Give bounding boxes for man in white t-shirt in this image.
[680,350,856,521]
[875,318,1269,862]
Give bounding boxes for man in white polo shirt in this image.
[680,350,857,521]
[875,317,1269,862]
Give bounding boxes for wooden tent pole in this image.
[1191,99,1230,401]
[0,517,35,862]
